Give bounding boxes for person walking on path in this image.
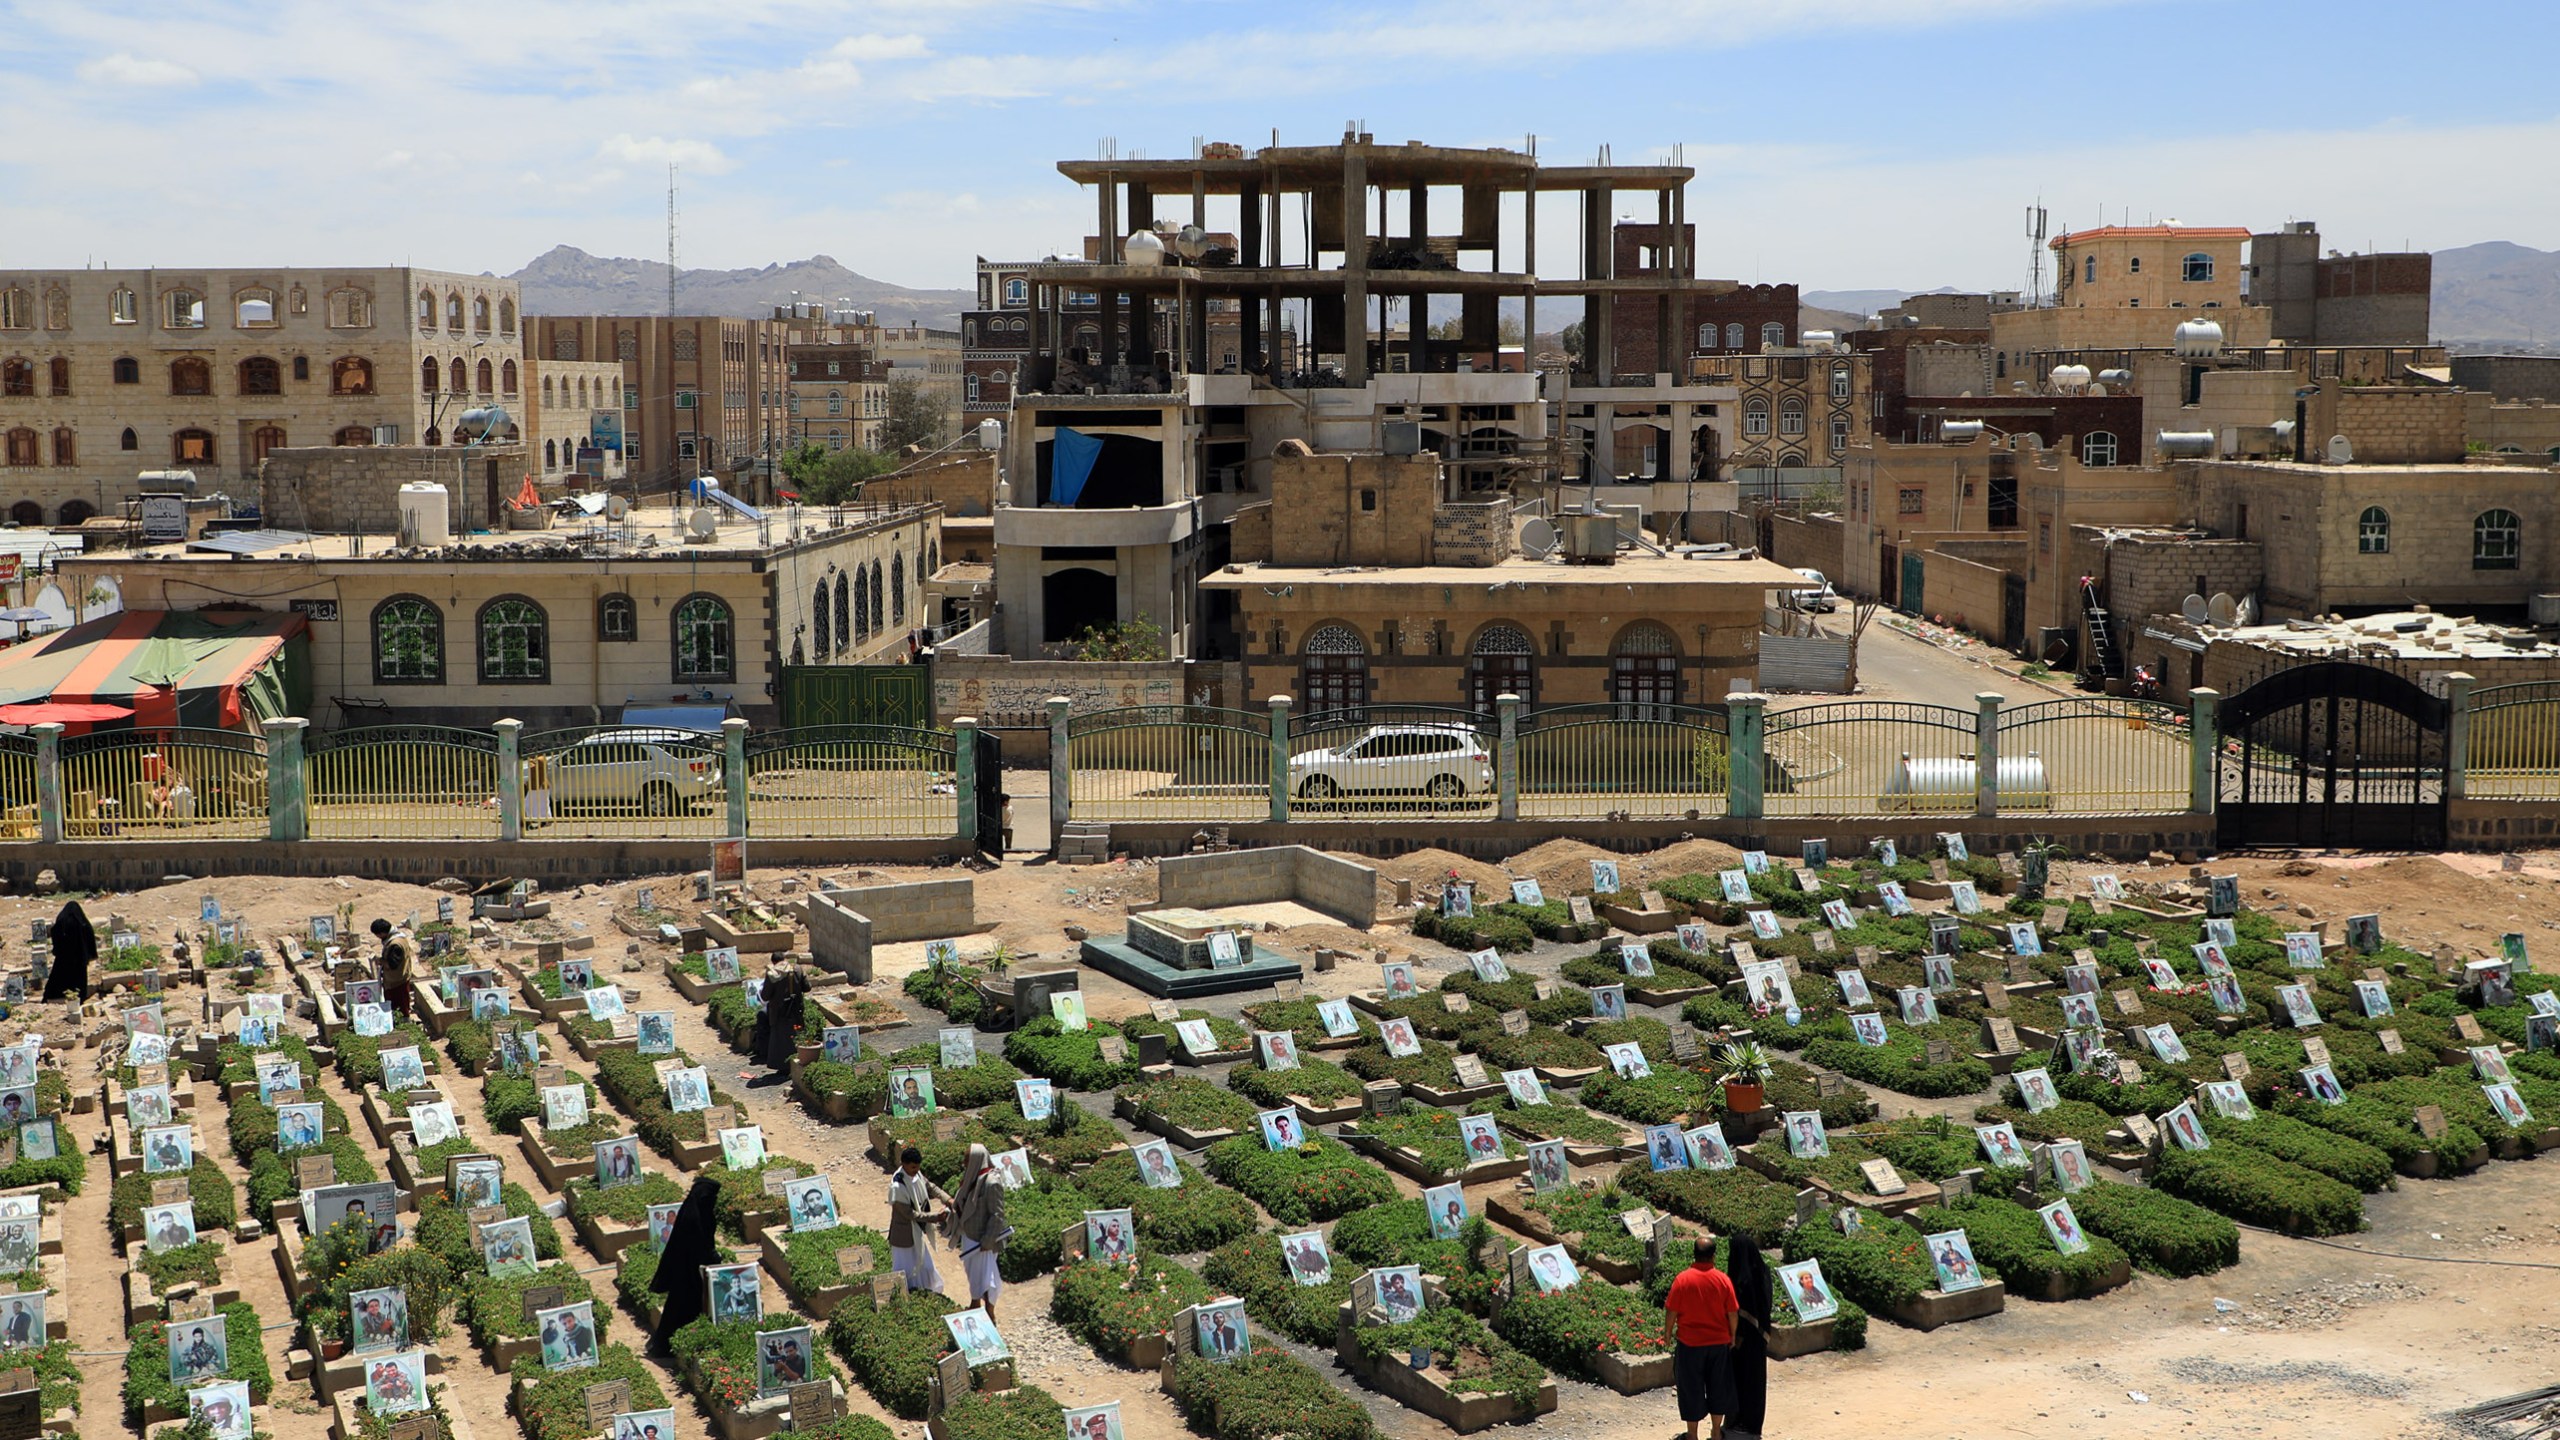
[951,1142,1011,1321]
[886,1146,949,1296]
[1722,1231,1772,1439]
[1664,1235,1741,1440]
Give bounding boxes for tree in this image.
[1559,321,1584,362]
[876,373,946,453]
[778,439,895,505]
[1498,315,1524,346]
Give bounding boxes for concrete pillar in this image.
[1496,694,1522,823]
[1267,695,1292,824]
[722,717,749,837]
[2189,688,2220,815]
[494,719,524,842]
[1975,691,2002,819]
[1048,696,1073,842]
[1667,403,1695,484]
[263,717,308,843]
[1343,139,1370,384]
[1726,692,1767,821]
[30,724,61,847]
[2444,671,2474,802]
[954,716,981,847]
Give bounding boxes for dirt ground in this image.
[11,839,2559,1440]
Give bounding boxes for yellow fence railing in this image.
[1998,698,2192,814]
[308,727,503,839]
[1517,704,1730,820]
[744,726,958,839]
[1068,707,1269,823]
[2467,685,2560,800]
[59,728,268,839]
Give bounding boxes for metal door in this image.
[1899,552,1925,616]
[973,728,1005,854]
[2218,662,2448,849]
[780,665,931,728]
[2001,574,2028,652]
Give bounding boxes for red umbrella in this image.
[0,701,134,725]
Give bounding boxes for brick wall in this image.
[819,876,975,942]
[2326,388,2466,464]
[1156,845,1378,927]
[1430,499,1513,566]
[260,445,531,534]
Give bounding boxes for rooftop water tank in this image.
[2097,368,2133,388]
[1123,229,1166,267]
[2050,364,2092,391]
[2173,318,2225,358]
[397,482,451,547]
[977,418,1003,451]
[1939,420,1985,442]
[2157,430,2216,459]
[1802,330,1838,352]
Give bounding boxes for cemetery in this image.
[0,835,2547,1440]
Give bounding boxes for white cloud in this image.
[75,52,197,87]
[600,134,736,175]
[828,33,930,61]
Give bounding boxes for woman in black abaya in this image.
[39,902,94,1001]
[1723,1233,1773,1440]
[645,1175,723,1356]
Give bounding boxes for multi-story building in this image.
[786,342,887,453]
[0,266,525,525]
[526,356,630,483]
[1604,222,1797,383]
[2247,222,2432,346]
[528,316,793,502]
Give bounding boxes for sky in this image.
[4,0,2557,300]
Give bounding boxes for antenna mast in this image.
[666,164,679,315]
[2025,199,2048,306]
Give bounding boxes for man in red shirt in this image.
[1663,1236,1741,1440]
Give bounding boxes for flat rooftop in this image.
[2215,610,2559,661]
[1204,550,1802,590]
[65,504,935,567]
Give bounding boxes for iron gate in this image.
[2218,662,2448,850]
[779,665,931,728]
[973,728,1005,854]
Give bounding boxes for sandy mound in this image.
[1500,836,1748,897]
[1357,848,1515,910]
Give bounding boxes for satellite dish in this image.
[2235,594,2256,626]
[2327,434,2353,463]
[684,508,720,540]
[605,494,630,522]
[2181,594,2209,623]
[2208,593,2238,626]
[1518,517,1558,560]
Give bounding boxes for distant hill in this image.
[2430,241,2560,347]
[510,246,972,328]
[1800,287,1966,320]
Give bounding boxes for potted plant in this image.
[1716,1041,1772,1113]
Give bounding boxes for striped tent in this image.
[0,609,310,733]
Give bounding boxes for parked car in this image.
[1287,724,1494,804]
[1786,568,1839,612]
[541,728,722,815]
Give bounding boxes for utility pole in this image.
[666,164,679,317]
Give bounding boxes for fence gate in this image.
[2218,661,2448,850]
[1899,552,1925,616]
[779,665,931,728]
[973,728,1005,853]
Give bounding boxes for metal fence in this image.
[522,725,727,839]
[743,725,958,838]
[1066,705,1269,823]
[1763,701,1979,817]
[308,726,503,839]
[2467,682,2560,800]
[1997,697,2191,814]
[1518,703,1730,819]
[0,735,31,841]
[60,727,269,838]
[1288,705,1496,820]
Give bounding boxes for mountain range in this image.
[507,242,2560,351]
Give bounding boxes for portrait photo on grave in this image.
[758,1324,820,1392]
[189,1379,253,1440]
[351,1286,409,1354]
[1422,1183,1468,1239]
[1085,1210,1135,1264]
[1850,1011,1890,1047]
[1591,983,1627,1021]
[1603,1042,1651,1080]
[1526,1140,1571,1193]
[2012,1067,2059,1113]
[1684,1125,1734,1171]
[1063,1404,1125,1440]
[886,1068,937,1119]
[2045,1139,2092,1194]
[1134,1138,1183,1189]
[615,1409,677,1440]
[1785,1110,1830,1159]
[1835,969,1873,1008]
[1050,991,1088,1032]
[1016,1077,1056,1122]
[1925,1229,1983,1294]
[707,1262,763,1323]
[365,1351,428,1415]
[1645,1123,1688,1172]
[1777,1259,1838,1321]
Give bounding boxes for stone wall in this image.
[818,876,975,942]
[1155,844,1378,927]
[1268,447,1442,567]
[260,445,531,535]
[806,890,874,981]
[2322,387,2467,464]
[1430,499,1512,567]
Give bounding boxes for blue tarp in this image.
[1049,426,1103,507]
[621,703,733,734]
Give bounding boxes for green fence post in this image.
[262,717,308,842]
[1496,694,1521,823]
[723,718,750,837]
[1267,695,1291,824]
[494,719,523,842]
[2189,687,2220,816]
[954,716,981,848]
[1047,697,1072,845]
[1727,692,1766,821]
[2444,671,2474,802]
[1975,691,2002,819]
[30,724,61,846]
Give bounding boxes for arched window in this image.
[0,290,25,330]
[543,440,557,470]
[928,541,940,575]
[2083,255,2097,284]
[2080,431,2118,466]
[423,426,440,447]
[1468,623,1535,710]
[868,562,884,637]
[373,596,444,684]
[673,329,699,361]
[170,357,210,395]
[445,294,464,330]
[500,359,517,395]
[293,355,309,382]
[251,425,286,463]
[420,358,440,394]
[2474,509,2521,570]
[542,376,555,405]
[335,426,372,446]
[617,331,637,361]
[51,427,74,467]
[120,427,137,451]
[1743,398,1769,437]
[238,356,281,395]
[813,582,832,657]
[112,356,139,385]
[476,358,494,394]
[1724,322,1743,350]
[1830,365,1851,400]
[853,566,870,640]
[1300,624,1368,713]
[327,287,373,328]
[499,299,516,335]
[834,572,850,648]
[892,553,906,624]
[1779,397,1806,436]
[448,357,466,394]
[56,500,91,525]
[108,287,137,325]
[2182,252,2215,283]
[165,289,205,328]
[2357,506,2389,554]
[1760,321,1785,350]
[174,428,214,463]
[235,291,275,327]
[1829,416,1850,453]
[828,390,844,416]
[0,360,29,397]
[334,356,373,395]
[47,357,69,395]
[598,593,637,642]
[477,597,548,683]
[1696,323,1714,351]
[8,502,37,526]
[1610,622,1680,716]
[671,594,735,681]
[417,290,436,327]
[472,296,491,332]
[2,429,35,467]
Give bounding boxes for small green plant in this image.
[1716,1040,1773,1085]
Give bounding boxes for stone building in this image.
[0,265,524,524]
[527,356,632,484]
[58,488,941,729]
[786,341,887,453]
[1603,222,1796,383]
[528,316,794,502]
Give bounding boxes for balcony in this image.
[994,500,1196,550]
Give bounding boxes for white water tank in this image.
[2097,368,2133,388]
[2157,430,2217,459]
[397,482,451,546]
[1939,420,1985,442]
[977,419,1003,451]
[2173,318,2225,357]
[2049,364,2092,392]
[1882,753,2051,811]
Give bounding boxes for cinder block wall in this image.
[818,876,974,943]
[1155,845,1377,928]
[1287,848,1379,927]
[807,891,874,981]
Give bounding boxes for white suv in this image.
[1289,724,1494,804]
[542,729,723,815]
[1785,568,1839,613]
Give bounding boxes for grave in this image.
[1078,909,1305,998]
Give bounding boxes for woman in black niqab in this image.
[645,1175,723,1355]
[1724,1230,1774,1440]
[39,902,94,1001]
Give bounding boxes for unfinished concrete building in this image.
[987,131,1754,659]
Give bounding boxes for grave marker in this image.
[2301,1037,2333,1067]
[1859,1158,1905,1195]
[836,1246,875,1276]
[2111,988,2143,1017]
[2121,1113,2160,1150]
[1499,1010,1531,1037]
[1924,1039,1955,1067]
[1981,1017,2021,1056]
[298,1154,337,1189]
[2378,1029,2406,1055]
[790,1381,837,1425]
[1452,1056,1490,1089]
[521,1284,568,1327]
[1982,981,2009,1013]
[581,1381,633,1432]
[2414,1105,2448,1139]
[870,1272,908,1307]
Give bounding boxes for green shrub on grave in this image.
[1906,1194,2126,1300]
[2152,1144,2363,1236]
[1200,1132,1399,1225]
[1201,1232,1352,1345]
[1002,1016,1142,1091]
[2062,1181,2239,1277]
[509,1345,667,1440]
[1164,1350,1379,1440]
[123,1304,268,1423]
